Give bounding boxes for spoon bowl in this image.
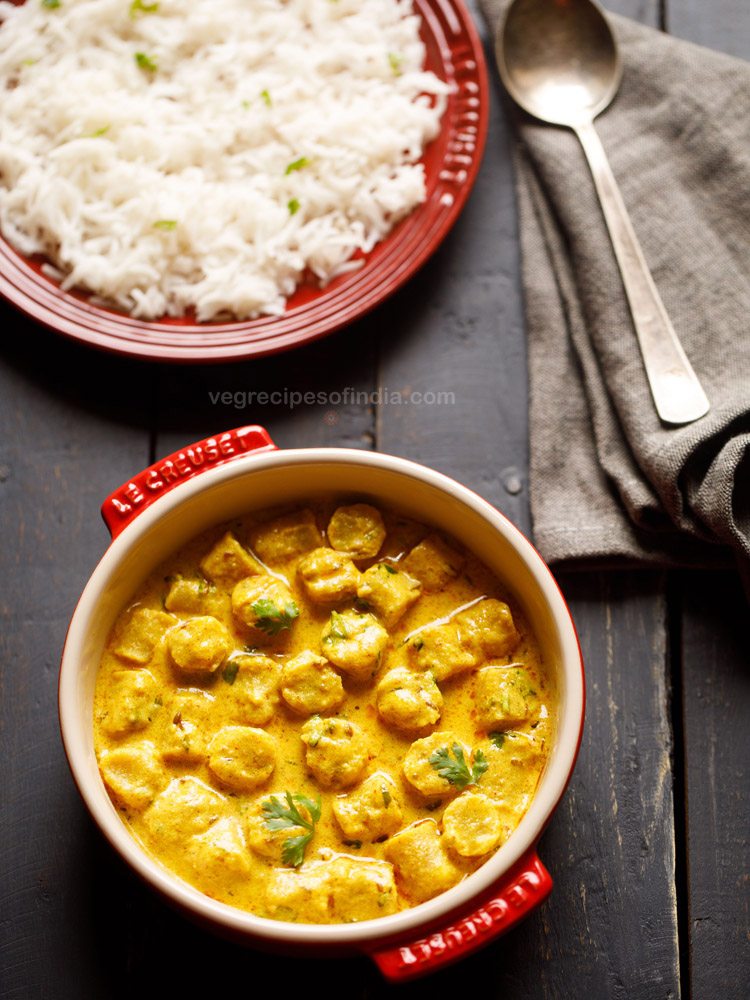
[495,0,710,425]
[497,0,622,126]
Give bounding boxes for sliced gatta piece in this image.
[222,654,281,727]
[402,731,474,798]
[300,715,369,790]
[405,619,479,682]
[383,819,462,903]
[157,688,216,764]
[184,815,251,881]
[231,575,299,642]
[441,792,505,858]
[332,772,403,843]
[113,607,175,665]
[167,616,232,674]
[401,534,464,592]
[266,855,397,923]
[144,776,227,841]
[376,666,442,731]
[199,531,262,588]
[207,725,278,792]
[280,650,344,716]
[455,598,519,658]
[297,547,360,604]
[164,576,218,615]
[357,562,421,628]
[250,509,321,563]
[320,609,388,682]
[474,664,536,730]
[327,503,386,559]
[99,742,167,811]
[101,668,160,737]
[243,792,317,863]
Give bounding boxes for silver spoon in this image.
[496,0,710,425]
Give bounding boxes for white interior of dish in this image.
[59,449,584,946]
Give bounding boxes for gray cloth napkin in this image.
[479,0,750,577]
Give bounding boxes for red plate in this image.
[0,0,488,362]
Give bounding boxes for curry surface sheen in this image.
[93,500,556,924]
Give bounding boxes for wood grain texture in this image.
[545,573,679,1000]
[376,3,531,534]
[0,307,151,1000]
[677,571,750,1000]
[660,9,750,1000]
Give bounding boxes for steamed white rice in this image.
[0,0,448,321]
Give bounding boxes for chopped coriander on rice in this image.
[285,157,310,175]
[129,0,159,17]
[134,51,157,73]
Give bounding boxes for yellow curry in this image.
[94,500,556,923]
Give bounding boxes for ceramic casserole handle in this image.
[371,849,552,982]
[101,425,277,538]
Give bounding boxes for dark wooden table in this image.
[1,2,748,997]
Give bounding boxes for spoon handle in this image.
[574,120,710,425]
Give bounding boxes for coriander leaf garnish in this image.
[260,88,272,107]
[381,785,392,807]
[488,731,505,749]
[382,564,397,574]
[252,598,299,636]
[470,748,488,781]
[388,52,402,75]
[287,198,300,216]
[280,832,312,866]
[263,791,321,831]
[429,743,488,790]
[153,219,177,230]
[285,156,309,175]
[129,0,158,17]
[222,661,239,685]
[324,610,348,642]
[135,51,158,72]
[89,125,110,138]
[262,791,321,867]
[42,0,61,9]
